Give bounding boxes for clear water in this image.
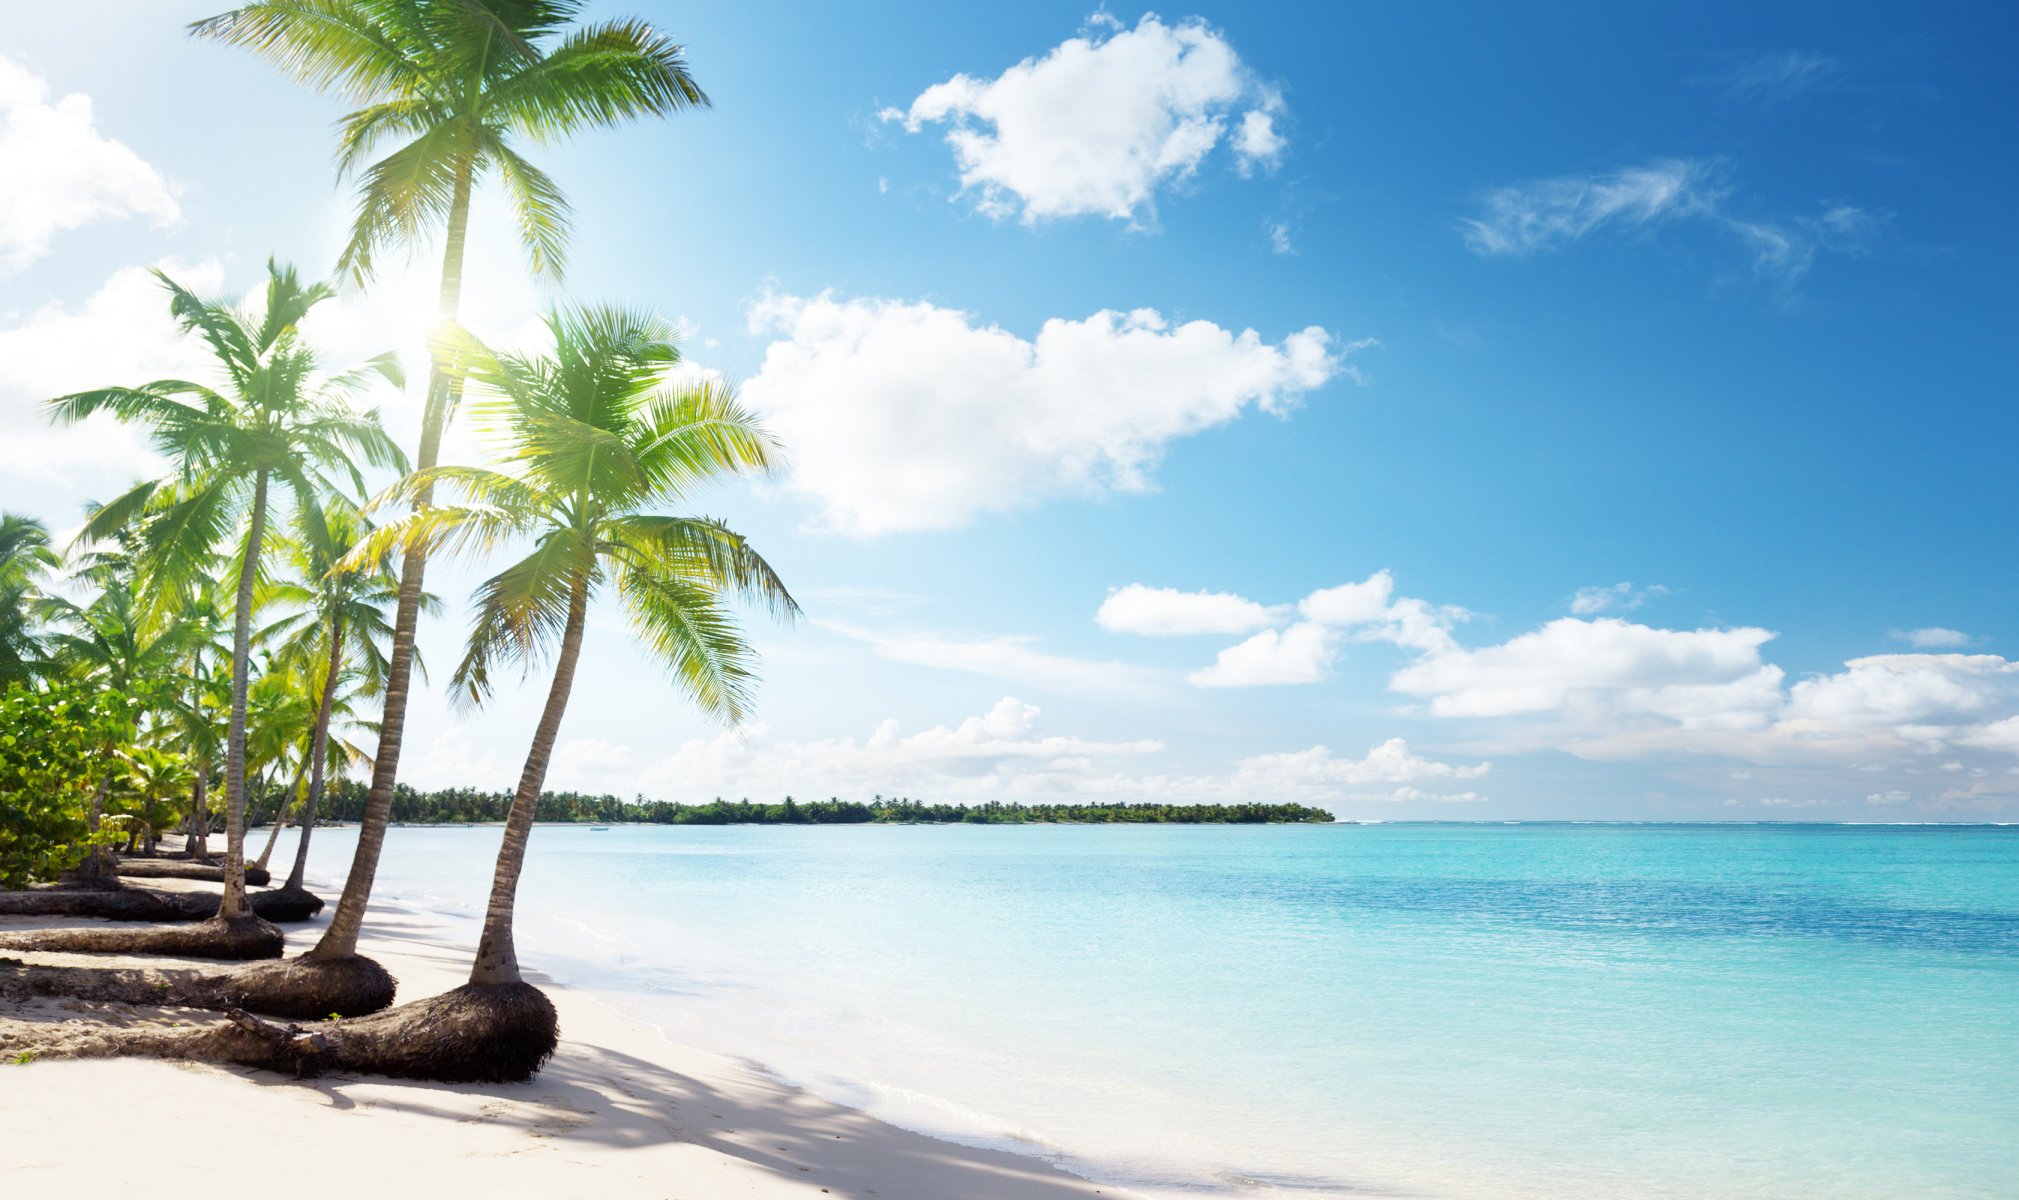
[274,822,2019,1199]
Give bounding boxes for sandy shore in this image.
[0,882,1144,1200]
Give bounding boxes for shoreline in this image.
[0,882,1150,1200]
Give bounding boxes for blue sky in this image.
[2,1,2015,818]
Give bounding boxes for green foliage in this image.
[0,683,143,887]
[192,0,711,283]
[353,306,795,725]
[316,779,1334,826]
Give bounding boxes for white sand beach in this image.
[0,891,1144,1200]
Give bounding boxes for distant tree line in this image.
[295,781,1334,826]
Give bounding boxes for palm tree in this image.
[118,746,196,857]
[46,260,402,954]
[0,513,58,686]
[255,497,425,899]
[192,0,711,967]
[331,307,793,1078]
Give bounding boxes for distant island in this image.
[306,781,1335,826]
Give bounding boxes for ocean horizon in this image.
[269,820,2019,1199]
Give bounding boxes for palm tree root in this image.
[114,860,271,886]
[0,952,394,1019]
[4,982,557,1082]
[0,886,211,922]
[0,886,318,924]
[252,886,323,922]
[0,913,284,960]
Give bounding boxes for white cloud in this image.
[1097,583,1282,636]
[1891,626,1969,649]
[1189,621,1335,687]
[1784,654,2019,731]
[882,14,1283,223]
[815,618,1155,696]
[1865,789,1912,807]
[1266,220,1295,255]
[625,696,1165,803]
[1220,737,1489,803]
[1232,109,1285,173]
[743,291,1348,535]
[1123,570,1463,688]
[0,56,180,269]
[1461,157,1877,284]
[1391,617,1784,725]
[0,258,222,484]
[1570,582,1667,615]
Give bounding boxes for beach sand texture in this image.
[0,889,1143,1200]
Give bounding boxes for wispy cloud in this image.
[1461,157,1879,285]
[815,618,1160,696]
[1696,50,1841,110]
[1891,626,1970,649]
[1570,582,1668,616]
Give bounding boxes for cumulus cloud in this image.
[1189,622,1335,687]
[881,14,1283,223]
[1891,626,1970,649]
[624,696,1166,802]
[742,291,1350,535]
[0,57,180,269]
[0,258,223,484]
[1461,157,1878,284]
[1149,569,2019,786]
[1097,583,1283,636]
[1115,569,1463,688]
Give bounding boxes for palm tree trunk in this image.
[313,154,474,961]
[184,770,208,859]
[285,612,344,892]
[253,764,303,872]
[220,469,272,919]
[469,571,590,986]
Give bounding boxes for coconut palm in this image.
[117,746,196,857]
[0,513,58,685]
[44,260,402,956]
[255,497,427,900]
[192,0,711,967]
[319,306,793,1078]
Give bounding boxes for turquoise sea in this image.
[273,822,2019,1199]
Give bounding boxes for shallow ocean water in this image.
[273,821,2019,1199]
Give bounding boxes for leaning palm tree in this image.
[192,0,711,972]
[37,261,402,960]
[241,307,793,1080]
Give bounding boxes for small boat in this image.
[589,826,611,831]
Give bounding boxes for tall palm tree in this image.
[0,514,58,686]
[192,0,711,965]
[343,307,791,1073]
[47,261,402,944]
